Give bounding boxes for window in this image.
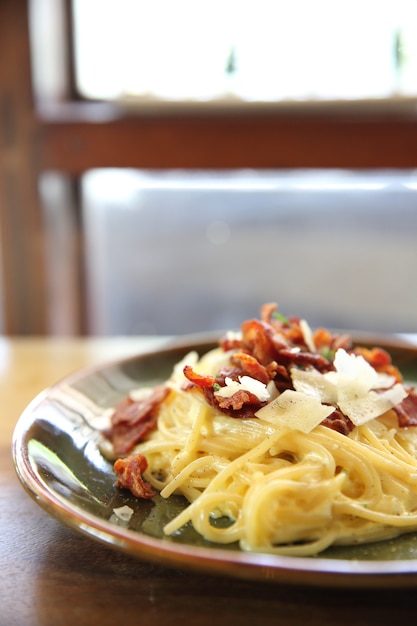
[71,0,417,107]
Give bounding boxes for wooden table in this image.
[2,337,417,626]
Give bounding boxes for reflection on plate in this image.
[11,333,417,588]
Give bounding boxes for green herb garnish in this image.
[273,311,291,327]
[321,347,335,361]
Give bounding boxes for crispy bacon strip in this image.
[104,385,169,456]
[321,409,355,436]
[204,387,265,419]
[183,365,216,388]
[114,453,155,499]
[394,391,417,427]
[278,348,330,371]
[313,327,333,349]
[231,352,274,385]
[216,389,262,411]
[240,318,285,364]
[260,303,306,346]
[183,363,267,418]
[260,302,279,323]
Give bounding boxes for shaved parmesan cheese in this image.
[299,319,316,353]
[266,380,280,402]
[372,373,397,390]
[291,367,337,404]
[328,349,408,424]
[112,505,134,522]
[215,376,270,402]
[255,389,334,433]
[289,348,408,428]
[381,383,409,406]
[324,348,378,396]
[338,384,408,426]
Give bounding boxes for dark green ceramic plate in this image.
[12,333,417,588]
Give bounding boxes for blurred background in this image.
[1,0,417,337]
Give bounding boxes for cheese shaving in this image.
[291,367,336,404]
[325,348,378,396]
[214,376,270,402]
[255,389,334,432]
[338,384,408,426]
[112,505,134,522]
[290,348,408,427]
[299,318,316,353]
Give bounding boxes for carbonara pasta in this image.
[103,303,417,556]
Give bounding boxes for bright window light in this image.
[72,0,417,104]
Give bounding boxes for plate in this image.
[12,333,417,588]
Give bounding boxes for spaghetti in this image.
[103,303,417,556]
